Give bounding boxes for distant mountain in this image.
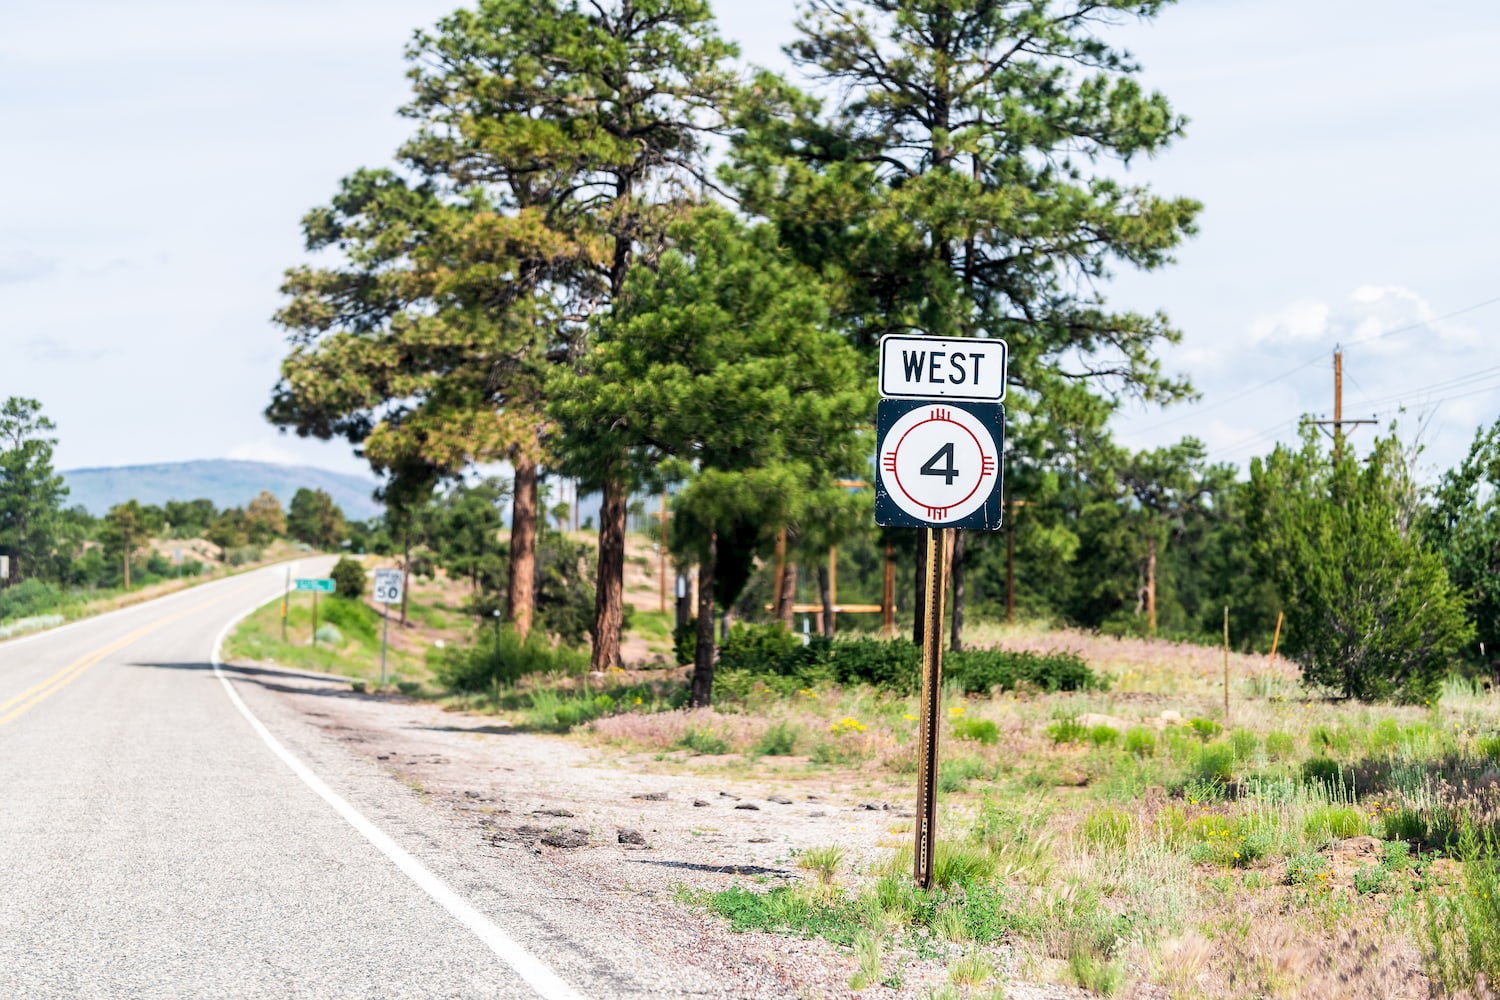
[61,460,382,520]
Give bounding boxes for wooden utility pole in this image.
[1223,606,1230,722]
[1005,500,1030,624]
[658,492,669,614]
[882,542,896,637]
[1310,348,1375,458]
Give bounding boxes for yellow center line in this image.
[0,597,230,729]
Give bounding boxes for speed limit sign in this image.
[874,399,1004,530]
[373,568,404,605]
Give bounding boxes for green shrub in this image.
[1368,718,1403,755]
[0,578,62,621]
[1478,734,1500,761]
[938,755,991,793]
[1188,718,1223,741]
[946,647,1105,694]
[1190,741,1236,784]
[953,717,1000,745]
[329,557,366,599]
[1123,727,1157,757]
[754,721,798,756]
[1230,729,1259,760]
[1383,808,1432,846]
[830,638,920,692]
[431,626,587,691]
[313,623,344,645]
[1304,805,1366,843]
[680,727,731,755]
[1081,808,1133,852]
[1285,853,1330,885]
[1353,865,1391,894]
[1310,724,1353,755]
[1301,756,1353,796]
[717,622,804,673]
[1089,725,1120,748]
[1264,731,1297,760]
[318,596,378,642]
[673,618,697,666]
[1047,717,1087,745]
[1381,840,1412,871]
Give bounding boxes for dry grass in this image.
[534,619,1500,996]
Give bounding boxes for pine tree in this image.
[550,208,873,704]
[728,0,1201,643]
[0,398,69,585]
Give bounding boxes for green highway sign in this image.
[295,578,335,593]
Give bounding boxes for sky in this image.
[3,0,1498,485]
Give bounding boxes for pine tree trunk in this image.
[690,533,717,707]
[1146,537,1158,635]
[399,529,410,627]
[590,477,627,670]
[776,562,798,628]
[950,530,966,651]
[817,562,835,638]
[507,454,538,639]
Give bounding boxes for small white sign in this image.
[878,335,1007,402]
[373,568,404,605]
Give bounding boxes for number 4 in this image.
[920,442,959,485]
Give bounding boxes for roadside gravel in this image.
[224,659,1090,999]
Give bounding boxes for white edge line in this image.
[210,589,584,1000]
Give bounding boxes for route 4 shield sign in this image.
[875,399,1005,530]
[373,568,404,605]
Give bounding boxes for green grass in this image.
[224,593,438,683]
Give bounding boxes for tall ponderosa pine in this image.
[274,0,741,663]
[729,0,1200,644]
[0,397,68,585]
[550,209,872,704]
[269,169,565,639]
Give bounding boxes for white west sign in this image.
[878,335,1007,403]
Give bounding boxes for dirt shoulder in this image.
[225,657,1082,1000]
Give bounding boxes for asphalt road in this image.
[0,561,592,1000]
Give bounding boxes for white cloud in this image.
[1248,298,1330,345]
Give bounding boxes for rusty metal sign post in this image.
[874,336,1007,891]
[913,525,947,888]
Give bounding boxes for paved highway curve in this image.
[0,561,587,1000]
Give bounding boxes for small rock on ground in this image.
[617,828,647,846]
[632,791,669,801]
[541,829,590,848]
[768,796,793,805]
[734,803,760,811]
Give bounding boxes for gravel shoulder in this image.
[222,658,1086,999]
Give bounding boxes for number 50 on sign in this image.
[874,399,1004,530]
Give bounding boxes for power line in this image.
[1212,371,1500,462]
[1134,292,1500,435]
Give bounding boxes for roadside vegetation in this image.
[14,0,1500,994]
